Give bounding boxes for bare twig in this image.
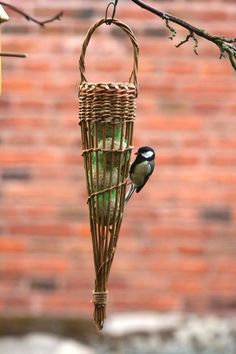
[0,1,63,26]
[165,18,176,40]
[176,32,199,55]
[176,33,192,48]
[131,0,236,70]
[0,52,27,57]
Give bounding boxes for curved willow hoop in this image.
[79,18,139,90]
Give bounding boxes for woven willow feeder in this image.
[78,18,139,330]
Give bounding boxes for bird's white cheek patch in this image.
[141,151,153,159]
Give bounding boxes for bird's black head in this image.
[135,146,155,161]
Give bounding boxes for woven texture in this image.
[78,18,139,330]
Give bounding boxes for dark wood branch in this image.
[131,0,236,71]
[0,2,63,26]
[0,52,27,57]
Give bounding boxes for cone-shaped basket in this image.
[78,18,139,330]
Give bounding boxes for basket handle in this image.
[79,18,139,87]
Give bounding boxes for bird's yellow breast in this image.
[130,161,150,185]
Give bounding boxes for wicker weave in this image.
[78,18,139,330]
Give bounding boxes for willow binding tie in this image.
[78,18,139,330]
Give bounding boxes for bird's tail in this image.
[125,183,136,203]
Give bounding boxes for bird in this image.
[125,146,156,203]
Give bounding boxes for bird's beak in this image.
[134,152,138,155]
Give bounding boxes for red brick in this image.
[170,279,205,295]
[199,61,233,76]
[0,294,30,311]
[138,116,203,131]
[0,238,26,253]
[216,137,236,149]
[8,223,77,237]
[4,78,35,93]
[178,244,205,255]
[147,226,215,239]
[41,293,91,314]
[148,258,208,274]
[112,291,181,311]
[0,205,57,220]
[216,260,236,274]
[77,224,91,238]
[2,134,39,146]
[158,154,200,166]
[1,257,70,274]
[4,183,81,205]
[0,117,49,129]
[0,150,59,165]
[166,62,195,75]
[209,154,236,166]
[208,277,236,295]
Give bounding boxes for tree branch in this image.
[0,52,27,57]
[131,0,236,71]
[1,1,235,69]
[0,1,63,27]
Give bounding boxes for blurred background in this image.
[0,0,236,352]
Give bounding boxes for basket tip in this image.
[94,319,105,331]
[93,294,107,332]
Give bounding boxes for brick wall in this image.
[0,0,236,317]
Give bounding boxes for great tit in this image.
[125,146,155,203]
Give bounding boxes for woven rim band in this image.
[79,18,139,88]
[92,291,108,307]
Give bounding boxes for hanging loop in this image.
[79,18,139,89]
[105,0,119,25]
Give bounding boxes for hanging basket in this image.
[78,18,139,330]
